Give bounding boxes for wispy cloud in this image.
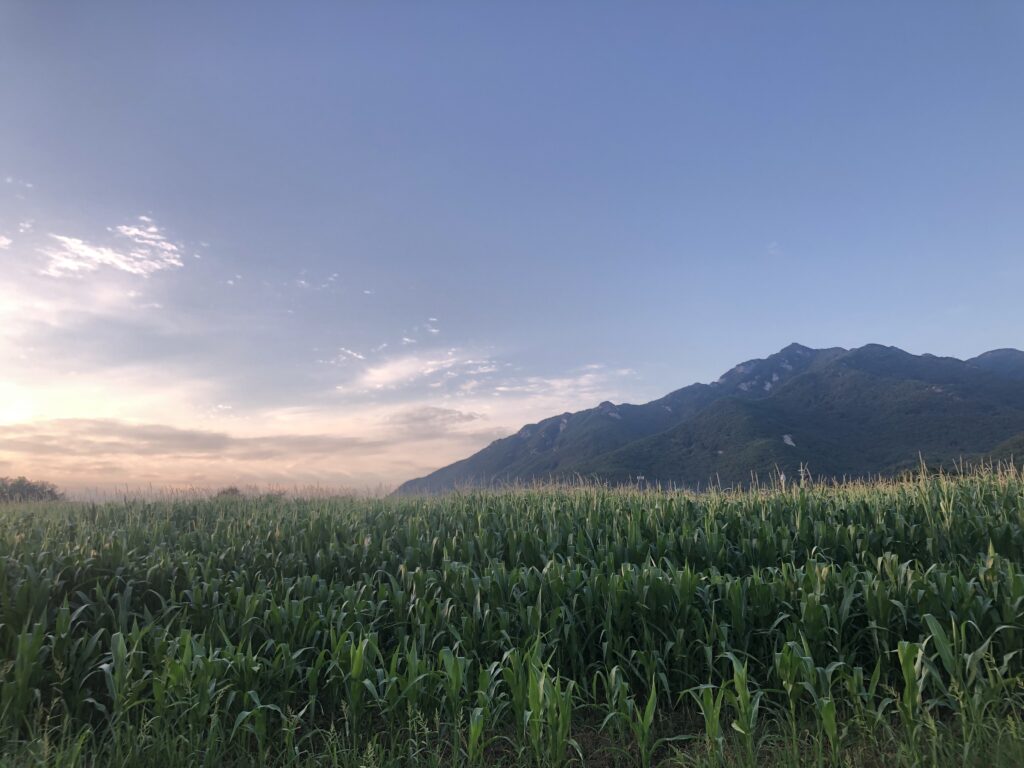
[3,176,33,190]
[0,419,383,460]
[293,269,341,292]
[40,217,184,277]
[0,235,11,250]
[319,347,366,365]
[491,367,630,400]
[0,209,205,403]
[385,406,484,438]
[326,342,637,412]
[356,352,464,389]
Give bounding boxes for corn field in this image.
[3,470,1024,766]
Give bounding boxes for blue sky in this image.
[1,2,1022,490]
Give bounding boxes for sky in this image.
[1,2,1023,493]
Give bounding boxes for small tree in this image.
[0,476,65,502]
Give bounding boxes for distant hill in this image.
[395,343,1024,494]
[968,348,1024,380]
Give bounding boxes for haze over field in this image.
[1,3,1023,491]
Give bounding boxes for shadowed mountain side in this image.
[968,349,1024,380]
[395,343,1024,494]
[989,433,1024,464]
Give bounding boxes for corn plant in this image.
[686,682,728,763]
[726,653,763,767]
[0,468,1022,765]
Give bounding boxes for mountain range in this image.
[395,343,1024,494]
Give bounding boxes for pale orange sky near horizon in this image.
[0,351,641,493]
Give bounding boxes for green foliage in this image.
[2,469,1024,765]
[0,477,63,503]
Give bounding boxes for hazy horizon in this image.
[2,3,1023,491]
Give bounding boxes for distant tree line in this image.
[0,476,65,502]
